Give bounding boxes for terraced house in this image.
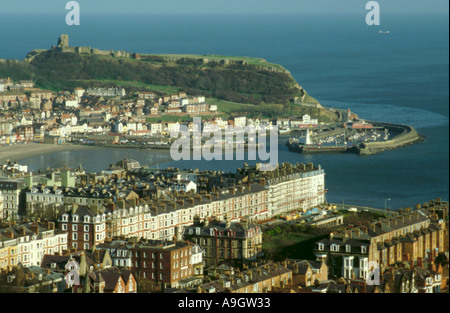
[238,162,326,216]
[0,221,68,270]
[314,208,446,280]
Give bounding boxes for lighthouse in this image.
[305,129,312,145]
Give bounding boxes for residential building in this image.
[198,262,292,293]
[182,217,263,268]
[58,205,107,251]
[241,162,326,216]
[0,221,68,269]
[314,209,446,280]
[286,259,328,287]
[72,268,137,293]
[128,239,200,290]
[0,179,25,220]
[0,265,66,293]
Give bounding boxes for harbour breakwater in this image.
[287,122,423,155]
[357,122,423,155]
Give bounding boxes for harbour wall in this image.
[357,122,423,155]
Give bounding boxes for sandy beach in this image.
[0,143,98,163]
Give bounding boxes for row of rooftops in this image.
[199,261,292,293]
[3,161,322,200]
[0,221,61,245]
[316,208,444,251]
[34,181,268,215]
[238,162,324,186]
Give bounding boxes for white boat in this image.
[278,128,291,135]
[379,30,390,34]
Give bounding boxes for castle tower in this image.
[57,34,69,48]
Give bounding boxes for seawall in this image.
[358,122,423,155]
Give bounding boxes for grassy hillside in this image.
[1,49,315,105]
[0,48,340,121]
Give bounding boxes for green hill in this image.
[1,47,320,106]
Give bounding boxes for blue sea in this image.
[0,13,448,210]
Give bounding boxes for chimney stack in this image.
[225,216,231,229]
[30,223,39,235]
[240,218,248,230]
[5,230,14,239]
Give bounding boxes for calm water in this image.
[1,13,448,210]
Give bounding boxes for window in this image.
[346,245,351,252]
[72,224,78,232]
[361,246,367,254]
[318,243,324,251]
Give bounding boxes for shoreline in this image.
[0,143,100,163]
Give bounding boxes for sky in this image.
[1,0,449,15]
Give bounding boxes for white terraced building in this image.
[0,222,68,269]
[258,163,326,216]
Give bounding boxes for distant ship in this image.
[379,30,390,34]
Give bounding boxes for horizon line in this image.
[1,11,449,16]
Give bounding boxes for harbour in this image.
[286,121,423,155]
